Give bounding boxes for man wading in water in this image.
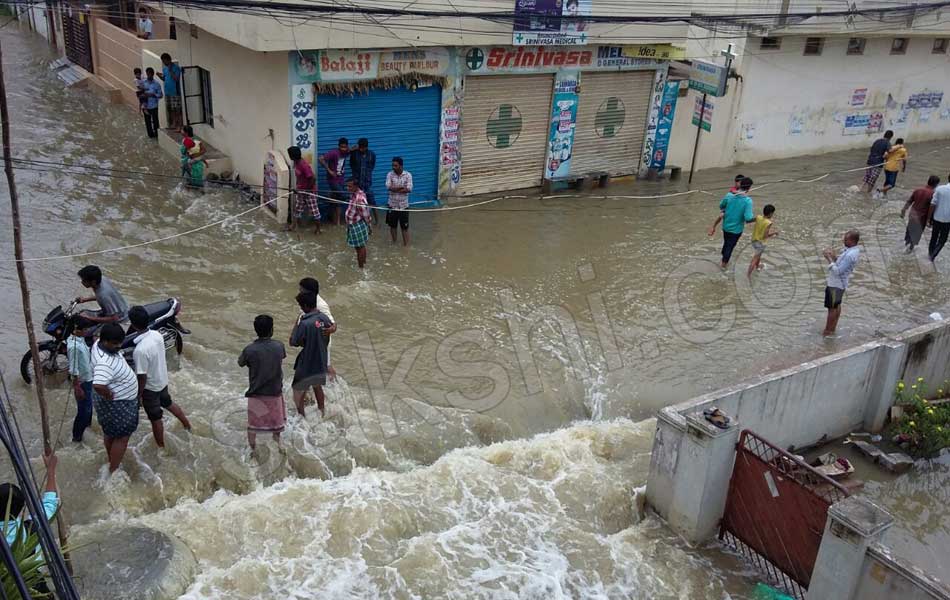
[290,292,333,418]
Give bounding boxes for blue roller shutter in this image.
[316,84,442,207]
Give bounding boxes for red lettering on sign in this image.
[487,48,505,68]
[566,51,580,65]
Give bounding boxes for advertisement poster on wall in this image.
[545,71,579,179]
[649,80,679,171]
[513,0,592,46]
[290,84,316,165]
[843,111,883,135]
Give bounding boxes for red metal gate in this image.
[719,430,850,599]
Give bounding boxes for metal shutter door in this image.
[570,71,654,176]
[457,74,553,196]
[317,84,442,206]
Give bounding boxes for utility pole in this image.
[0,39,54,456]
[688,43,736,185]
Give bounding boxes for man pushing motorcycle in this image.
[74,265,129,324]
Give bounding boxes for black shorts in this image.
[141,386,173,422]
[386,209,409,230]
[824,286,845,309]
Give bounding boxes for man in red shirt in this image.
[287,146,320,234]
[901,175,939,253]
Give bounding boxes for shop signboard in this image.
[650,80,679,171]
[513,0,591,46]
[688,60,728,97]
[544,70,579,179]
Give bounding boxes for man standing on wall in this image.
[319,138,349,225]
[157,53,182,130]
[385,157,413,246]
[928,175,950,263]
[350,138,378,225]
[861,130,893,194]
[141,67,163,139]
[822,230,861,337]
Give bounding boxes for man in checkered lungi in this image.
[287,146,321,234]
[861,130,893,194]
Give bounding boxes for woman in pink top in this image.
[345,179,372,269]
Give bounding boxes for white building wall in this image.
[172,30,290,187]
[672,33,950,172]
[733,35,950,164]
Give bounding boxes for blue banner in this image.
[545,71,579,179]
[650,80,679,171]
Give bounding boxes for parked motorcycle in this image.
[20,298,189,385]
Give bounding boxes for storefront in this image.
[289,49,451,207]
[287,45,671,202]
[457,74,554,195]
[455,45,668,196]
[569,70,656,175]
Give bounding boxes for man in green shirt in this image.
[708,177,755,268]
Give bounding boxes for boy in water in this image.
[729,174,744,193]
[880,138,908,197]
[239,315,287,450]
[66,317,95,442]
[133,68,147,114]
[748,204,778,278]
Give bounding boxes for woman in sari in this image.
[180,125,207,191]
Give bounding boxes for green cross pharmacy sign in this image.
[487,105,523,148]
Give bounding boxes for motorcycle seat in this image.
[141,299,175,322]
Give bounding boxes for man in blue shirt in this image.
[708,176,755,268]
[142,67,163,138]
[157,53,182,129]
[349,138,378,224]
[1,451,60,548]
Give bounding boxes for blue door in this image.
[316,84,442,207]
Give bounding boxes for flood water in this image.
[1,26,948,597]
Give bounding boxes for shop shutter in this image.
[317,83,442,206]
[569,71,655,176]
[457,74,554,196]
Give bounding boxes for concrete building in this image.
[668,1,950,171]
[92,0,694,218]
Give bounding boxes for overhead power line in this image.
[2,0,948,25]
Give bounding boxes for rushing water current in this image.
[1,26,948,597]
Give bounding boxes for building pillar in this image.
[646,408,739,543]
[806,496,894,600]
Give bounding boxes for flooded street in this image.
[1,26,948,597]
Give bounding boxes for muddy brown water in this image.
[0,26,947,598]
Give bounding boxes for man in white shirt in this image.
[138,11,153,39]
[92,324,140,473]
[822,229,861,337]
[385,157,413,246]
[129,306,191,449]
[928,178,950,263]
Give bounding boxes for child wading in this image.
[747,204,778,278]
[239,315,287,450]
[345,179,372,269]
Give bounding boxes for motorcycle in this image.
[20,298,190,385]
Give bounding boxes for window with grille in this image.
[847,38,866,55]
[804,37,824,56]
[934,39,948,54]
[760,37,781,50]
[891,38,909,55]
